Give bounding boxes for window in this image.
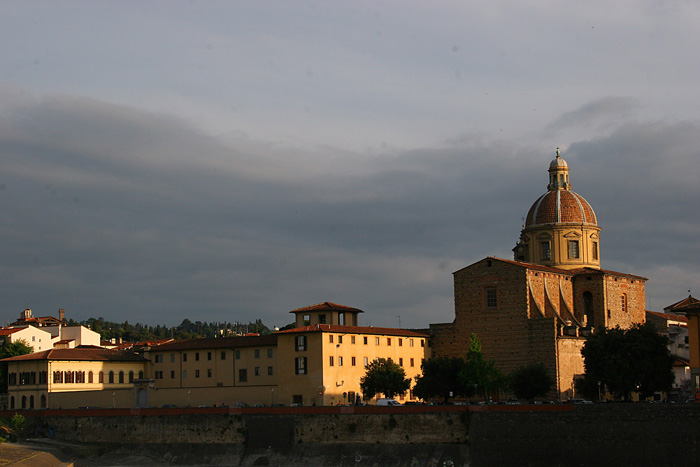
[207,352,212,361]
[235,350,241,359]
[295,335,307,351]
[339,313,345,325]
[540,241,551,260]
[410,358,415,367]
[303,314,310,325]
[109,371,115,384]
[155,354,163,363]
[351,357,356,366]
[88,371,94,383]
[254,367,260,376]
[338,356,343,366]
[129,371,134,383]
[364,357,369,367]
[255,349,260,358]
[568,240,580,259]
[195,352,200,361]
[399,358,403,366]
[329,356,334,366]
[155,371,163,379]
[486,287,497,308]
[621,294,628,312]
[387,338,391,345]
[268,366,273,376]
[338,335,343,344]
[119,371,124,383]
[375,337,380,345]
[329,335,334,344]
[421,340,425,347]
[295,357,307,375]
[170,353,175,363]
[183,370,187,379]
[267,348,273,358]
[363,336,368,345]
[592,242,599,260]
[399,339,402,347]
[195,370,200,378]
[239,369,248,382]
[99,371,104,383]
[410,339,414,347]
[207,369,212,378]
[221,351,226,360]
[170,370,175,379]
[351,336,356,344]
[183,353,187,362]
[53,371,63,384]
[319,314,326,324]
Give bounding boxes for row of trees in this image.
[361,324,675,403]
[360,334,555,402]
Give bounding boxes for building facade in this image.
[431,151,647,399]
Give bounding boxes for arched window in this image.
[129,371,134,383]
[99,371,104,383]
[21,396,27,409]
[29,395,34,409]
[88,371,94,384]
[138,371,144,380]
[118,371,124,383]
[40,395,47,408]
[108,371,115,384]
[10,396,15,409]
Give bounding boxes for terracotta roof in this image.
[568,267,648,281]
[0,347,147,362]
[526,190,597,227]
[664,295,700,313]
[289,302,365,314]
[276,324,429,338]
[149,334,277,352]
[646,310,688,323]
[0,328,23,336]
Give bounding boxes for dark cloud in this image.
[1,94,698,329]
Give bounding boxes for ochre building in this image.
[430,151,647,399]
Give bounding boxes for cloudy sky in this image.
[1,1,698,329]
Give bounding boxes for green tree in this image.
[0,339,34,392]
[510,362,555,401]
[459,334,508,401]
[413,356,468,403]
[580,323,674,401]
[360,358,411,400]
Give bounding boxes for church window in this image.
[568,240,580,259]
[485,287,497,308]
[540,241,551,260]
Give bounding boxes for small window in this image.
[296,335,307,351]
[319,314,326,324]
[267,348,273,358]
[255,349,260,358]
[410,358,415,367]
[363,336,368,345]
[303,314,310,326]
[182,370,187,379]
[221,351,226,360]
[183,353,188,362]
[338,335,343,344]
[329,335,334,344]
[338,356,343,366]
[486,287,497,308]
[398,339,402,347]
[207,369,212,378]
[268,366,273,376]
[235,350,241,359]
[170,370,175,379]
[207,352,212,361]
[329,356,334,366]
[351,357,356,366]
[399,358,403,366]
[109,371,115,384]
[387,338,391,345]
[592,242,599,260]
[254,367,260,376]
[195,352,200,361]
[239,369,247,382]
[540,241,551,261]
[339,313,345,325]
[568,240,580,259]
[351,336,356,344]
[195,370,200,378]
[170,353,175,363]
[295,357,307,375]
[375,337,380,345]
[364,357,369,367]
[410,339,414,347]
[621,294,628,313]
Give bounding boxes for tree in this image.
[0,339,34,392]
[413,356,467,403]
[510,362,555,401]
[360,358,411,400]
[458,334,508,401]
[580,323,674,401]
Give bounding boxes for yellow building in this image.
[143,335,278,408]
[275,302,429,406]
[2,348,147,410]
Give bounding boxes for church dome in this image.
[525,190,597,227]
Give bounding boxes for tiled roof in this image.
[646,310,688,323]
[0,328,23,336]
[0,347,147,362]
[526,190,597,227]
[289,302,365,314]
[569,267,649,281]
[149,334,277,352]
[664,295,700,313]
[276,324,429,338]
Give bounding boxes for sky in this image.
[1,1,699,330]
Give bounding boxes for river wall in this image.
[5,404,700,466]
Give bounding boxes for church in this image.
[430,150,647,399]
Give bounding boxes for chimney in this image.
[58,309,65,322]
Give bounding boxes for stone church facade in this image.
[430,150,647,399]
